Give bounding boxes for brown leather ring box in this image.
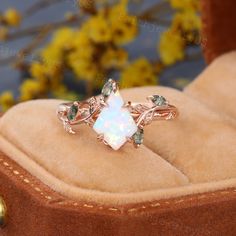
[1,0,236,235]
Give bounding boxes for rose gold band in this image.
[57,79,179,150]
[57,96,178,133]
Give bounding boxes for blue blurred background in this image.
[0,0,205,96]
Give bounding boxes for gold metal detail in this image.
[0,197,7,227]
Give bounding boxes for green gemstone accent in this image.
[151,95,167,106]
[133,128,144,145]
[102,79,114,97]
[67,104,78,121]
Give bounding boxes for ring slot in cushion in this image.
[1,50,236,205]
[121,86,236,183]
[0,100,189,195]
[185,51,236,120]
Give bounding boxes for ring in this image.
[57,79,178,150]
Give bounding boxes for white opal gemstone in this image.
[93,91,138,150]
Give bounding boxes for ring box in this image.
[1,0,236,235]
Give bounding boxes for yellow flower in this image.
[173,10,201,31]
[109,0,138,46]
[30,62,50,90]
[40,44,63,67]
[19,79,44,101]
[0,27,8,41]
[159,29,185,65]
[85,16,112,43]
[108,0,128,20]
[73,30,91,48]
[30,62,46,80]
[96,0,138,45]
[170,0,199,11]
[52,85,79,100]
[120,58,157,88]
[69,31,94,61]
[40,28,76,68]
[4,8,22,27]
[101,48,128,69]
[30,61,63,91]
[111,14,138,45]
[52,27,75,49]
[70,59,99,81]
[0,15,3,23]
[0,91,14,111]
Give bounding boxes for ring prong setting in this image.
[126,137,133,143]
[63,121,76,134]
[58,78,178,151]
[97,134,104,142]
[123,101,132,109]
[149,95,168,106]
[132,128,144,148]
[99,98,109,108]
[101,79,118,100]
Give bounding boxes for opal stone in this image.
[93,91,138,150]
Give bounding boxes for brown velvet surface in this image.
[1,152,236,236]
[202,0,236,63]
[1,50,236,234]
[0,99,189,204]
[2,84,236,206]
[1,0,236,232]
[0,50,236,236]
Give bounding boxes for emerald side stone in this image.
[133,128,144,146]
[151,95,167,106]
[67,104,78,121]
[102,79,114,98]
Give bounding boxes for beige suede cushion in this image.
[122,87,236,183]
[185,52,236,119]
[0,51,236,205]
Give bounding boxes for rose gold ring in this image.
[57,79,178,150]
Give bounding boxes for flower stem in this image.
[23,0,66,18]
[5,13,82,42]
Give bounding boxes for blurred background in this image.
[0,0,205,111]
